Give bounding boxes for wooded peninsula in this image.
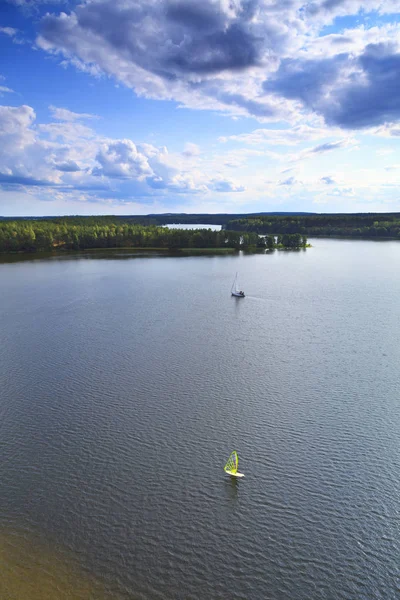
[1,210,399,254]
[0,216,307,253]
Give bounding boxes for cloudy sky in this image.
[0,0,399,216]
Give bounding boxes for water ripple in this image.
[1,242,400,598]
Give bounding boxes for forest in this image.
[0,218,308,253]
[3,212,400,239]
[225,213,400,238]
[2,211,398,254]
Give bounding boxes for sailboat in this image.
[224,450,245,478]
[231,272,245,297]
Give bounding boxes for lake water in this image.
[1,239,400,599]
[163,224,222,230]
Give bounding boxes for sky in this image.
[0,0,399,216]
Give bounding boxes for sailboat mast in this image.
[231,272,237,294]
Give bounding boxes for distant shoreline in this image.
[0,245,316,263]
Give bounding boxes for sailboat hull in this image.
[231,292,245,297]
[225,470,245,477]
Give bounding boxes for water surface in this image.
[1,239,400,599]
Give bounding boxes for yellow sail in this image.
[224,450,239,475]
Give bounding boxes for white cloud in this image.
[373,124,400,138]
[32,0,305,120]
[49,105,98,122]
[92,140,153,179]
[219,122,342,146]
[0,27,19,37]
[183,143,201,157]
[3,0,400,216]
[39,121,97,143]
[209,179,245,192]
[0,76,15,97]
[31,0,400,129]
[304,0,399,21]
[0,105,36,149]
[279,176,297,186]
[298,24,400,60]
[0,25,25,45]
[0,102,248,200]
[0,86,14,95]
[0,105,61,186]
[6,0,64,6]
[321,176,336,185]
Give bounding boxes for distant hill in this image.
[0,212,316,225]
[1,211,316,222]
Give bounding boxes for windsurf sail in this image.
[224,451,239,475]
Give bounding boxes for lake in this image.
[1,238,400,599]
[163,223,222,230]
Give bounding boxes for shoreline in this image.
[0,245,313,263]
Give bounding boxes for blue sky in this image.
[0,0,399,216]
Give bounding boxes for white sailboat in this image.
[231,272,245,297]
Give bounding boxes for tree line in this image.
[3,212,400,238]
[0,218,307,253]
[225,213,400,238]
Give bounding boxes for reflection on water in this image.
[223,475,239,502]
[163,224,222,230]
[0,247,235,264]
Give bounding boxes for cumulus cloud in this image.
[0,0,382,128]
[38,0,267,77]
[4,0,400,210]
[264,53,348,106]
[0,104,63,187]
[305,0,399,20]
[92,140,153,179]
[0,105,36,152]
[323,43,400,128]
[35,0,295,119]
[298,23,400,60]
[31,0,400,127]
[0,102,247,198]
[0,104,145,192]
[264,42,400,129]
[53,160,81,172]
[39,121,97,143]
